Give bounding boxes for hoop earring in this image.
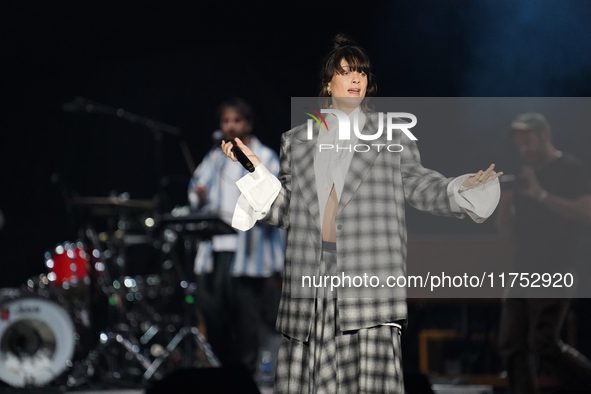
[328,90,332,96]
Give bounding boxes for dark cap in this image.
[506,112,551,137]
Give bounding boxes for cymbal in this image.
[72,196,157,216]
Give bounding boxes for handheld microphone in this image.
[227,139,255,173]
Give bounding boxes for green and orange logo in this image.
[303,107,328,131]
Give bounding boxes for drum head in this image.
[0,291,75,387]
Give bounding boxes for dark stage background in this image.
[2,1,591,289]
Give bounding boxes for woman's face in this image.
[220,107,252,140]
[327,58,368,99]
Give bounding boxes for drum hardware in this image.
[143,326,217,380]
[70,323,218,384]
[152,211,235,370]
[66,328,156,387]
[16,205,164,389]
[51,99,205,386]
[61,97,195,194]
[0,194,231,387]
[0,289,77,388]
[24,276,92,331]
[123,234,151,246]
[60,208,230,386]
[71,196,159,218]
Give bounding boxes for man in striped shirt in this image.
[189,98,285,373]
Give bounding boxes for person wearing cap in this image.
[497,112,591,392]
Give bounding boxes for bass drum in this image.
[0,289,75,387]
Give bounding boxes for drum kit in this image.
[0,195,233,388]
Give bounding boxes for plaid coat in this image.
[262,112,458,342]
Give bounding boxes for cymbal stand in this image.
[68,217,221,387]
[150,209,235,373]
[68,216,158,386]
[143,326,220,380]
[151,226,221,370]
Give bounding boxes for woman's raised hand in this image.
[221,137,261,168]
[461,164,503,190]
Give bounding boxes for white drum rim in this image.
[0,297,75,387]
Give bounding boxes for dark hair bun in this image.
[332,33,357,49]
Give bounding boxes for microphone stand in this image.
[63,97,196,210]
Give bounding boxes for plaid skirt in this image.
[274,248,405,394]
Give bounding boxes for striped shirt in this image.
[188,136,285,276]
